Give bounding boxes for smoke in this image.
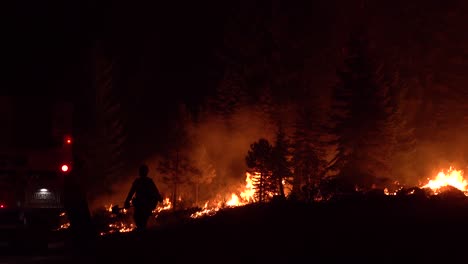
[87,166,136,213]
[185,105,276,202]
[166,104,278,206]
[87,103,279,211]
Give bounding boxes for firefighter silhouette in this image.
[124,164,163,231]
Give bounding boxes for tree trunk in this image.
[259,172,264,203]
[278,177,285,198]
[173,150,179,211]
[195,183,199,206]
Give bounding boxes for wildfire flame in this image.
[98,171,288,230]
[226,193,240,207]
[422,167,468,194]
[239,172,256,203]
[154,198,172,213]
[190,172,261,218]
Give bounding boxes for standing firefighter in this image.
[124,164,163,231]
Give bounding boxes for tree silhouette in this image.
[80,42,128,199]
[157,104,200,210]
[270,126,292,199]
[210,67,248,122]
[291,102,327,200]
[191,145,217,206]
[327,31,395,188]
[245,138,274,203]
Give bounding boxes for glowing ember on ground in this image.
[106,204,128,215]
[55,222,70,231]
[384,188,395,195]
[105,222,135,234]
[422,167,468,194]
[190,207,220,218]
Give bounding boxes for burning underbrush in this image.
[91,172,259,235]
[85,166,468,236]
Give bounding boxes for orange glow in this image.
[61,164,69,172]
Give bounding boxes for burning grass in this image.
[86,166,468,236]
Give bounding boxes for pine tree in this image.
[210,67,248,121]
[327,31,394,189]
[384,73,418,185]
[191,145,217,206]
[245,138,275,203]
[270,125,292,199]
[157,104,200,210]
[291,102,327,199]
[84,43,128,197]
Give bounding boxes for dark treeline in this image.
[4,1,467,206]
[147,0,468,205]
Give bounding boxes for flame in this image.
[190,172,260,218]
[99,197,172,236]
[99,170,287,227]
[422,167,468,194]
[190,207,220,218]
[154,198,172,213]
[240,172,256,203]
[226,193,241,206]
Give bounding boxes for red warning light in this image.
[0,204,4,208]
[61,164,69,172]
[65,136,72,145]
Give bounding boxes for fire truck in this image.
[0,96,73,250]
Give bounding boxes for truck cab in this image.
[0,96,73,251]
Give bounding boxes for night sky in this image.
[2,0,468,185]
[2,0,229,162]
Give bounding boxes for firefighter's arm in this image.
[151,180,163,203]
[124,182,136,208]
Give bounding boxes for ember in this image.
[55,211,71,231]
[55,222,70,231]
[108,222,135,234]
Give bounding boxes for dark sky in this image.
[1,0,230,161]
[2,0,227,101]
[2,0,468,167]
